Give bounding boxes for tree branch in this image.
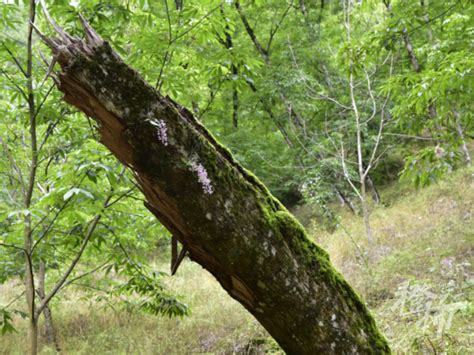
[35,194,112,318]
[235,0,269,61]
[1,69,28,101]
[2,43,27,77]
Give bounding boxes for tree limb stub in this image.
[39,16,390,354]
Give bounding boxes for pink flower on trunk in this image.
[151,119,168,146]
[191,161,214,195]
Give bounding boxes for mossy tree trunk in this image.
[38,19,390,354]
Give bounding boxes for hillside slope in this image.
[1,167,472,354]
[314,166,473,353]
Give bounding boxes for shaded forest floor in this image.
[1,166,473,354]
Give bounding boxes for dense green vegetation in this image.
[1,0,472,353]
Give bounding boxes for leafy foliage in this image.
[0,0,472,351]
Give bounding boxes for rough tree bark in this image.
[36,18,390,354]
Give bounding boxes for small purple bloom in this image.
[191,161,214,195]
[151,119,168,146]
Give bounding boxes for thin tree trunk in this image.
[346,1,374,245]
[299,0,308,17]
[25,1,38,353]
[28,319,38,355]
[37,19,390,354]
[367,174,381,204]
[361,183,373,245]
[37,262,60,351]
[218,6,239,129]
[24,227,37,355]
[25,248,37,355]
[420,0,434,41]
[318,0,325,24]
[235,1,304,132]
[454,111,471,165]
[385,2,441,126]
[402,28,421,73]
[232,80,239,129]
[336,188,356,214]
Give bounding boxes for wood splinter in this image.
[170,236,187,275]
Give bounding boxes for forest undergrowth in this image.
[1,166,472,354]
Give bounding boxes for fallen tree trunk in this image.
[37,17,390,354]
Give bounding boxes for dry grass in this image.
[1,166,472,354]
[0,261,272,354]
[312,166,473,352]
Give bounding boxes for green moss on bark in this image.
[272,209,390,353]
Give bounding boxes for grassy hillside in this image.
[312,166,473,353]
[1,166,472,354]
